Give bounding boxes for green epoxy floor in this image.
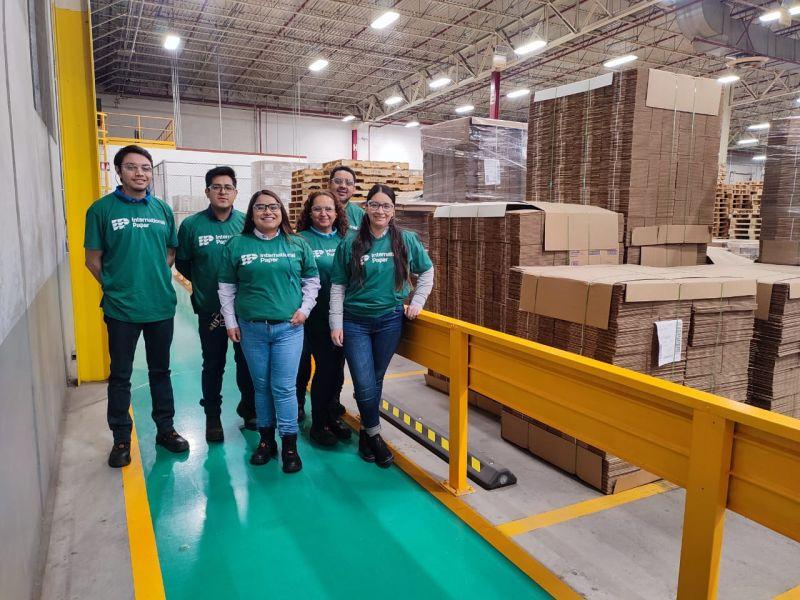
[129,286,550,599]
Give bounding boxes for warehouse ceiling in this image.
[92,0,800,143]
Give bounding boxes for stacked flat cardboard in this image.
[393,194,442,249]
[251,160,311,209]
[760,117,800,263]
[421,117,528,204]
[527,68,721,265]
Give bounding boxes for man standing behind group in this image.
[176,167,257,442]
[85,145,189,468]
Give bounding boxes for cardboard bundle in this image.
[526,69,721,266]
[421,117,528,204]
[392,194,441,249]
[252,160,311,210]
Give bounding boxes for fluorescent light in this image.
[371,10,399,29]
[454,104,474,114]
[717,74,740,84]
[737,138,759,146]
[603,54,638,69]
[513,39,546,56]
[506,88,531,99]
[747,122,770,131]
[163,35,180,50]
[429,77,452,89]
[384,95,403,106]
[789,5,800,15]
[309,58,329,72]
[796,96,800,103]
[753,155,767,161]
[342,115,356,122]
[405,121,420,128]
[759,10,782,22]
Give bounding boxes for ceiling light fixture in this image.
[603,54,638,68]
[309,58,329,72]
[163,34,181,50]
[342,115,356,122]
[789,5,800,15]
[371,10,399,29]
[753,155,767,161]
[737,138,759,146]
[429,77,452,89]
[759,10,782,22]
[384,95,404,106]
[405,121,420,128]
[455,104,474,114]
[506,88,531,99]
[747,122,770,130]
[513,39,546,56]
[717,73,740,84]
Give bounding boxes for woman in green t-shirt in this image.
[329,185,434,468]
[218,190,320,472]
[296,190,352,447]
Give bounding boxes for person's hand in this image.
[404,304,422,320]
[331,328,344,347]
[227,327,241,342]
[290,310,307,326]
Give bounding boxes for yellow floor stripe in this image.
[776,584,800,599]
[497,481,676,537]
[121,408,166,599]
[341,412,581,600]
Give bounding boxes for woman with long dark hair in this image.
[218,190,320,472]
[329,184,434,467]
[295,190,352,446]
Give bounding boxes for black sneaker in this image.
[108,441,131,468]
[367,433,393,468]
[358,430,375,463]
[310,424,338,447]
[206,415,224,443]
[236,400,257,431]
[328,418,352,441]
[250,427,278,465]
[155,430,190,453]
[281,434,303,473]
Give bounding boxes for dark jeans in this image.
[306,326,345,428]
[105,316,175,443]
[342,306,404,433]
[197,313,255,418]
[296,341,312,409]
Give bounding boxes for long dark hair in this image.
[350,184,409,290]
[242,189,295,239]
[295,190,349,236]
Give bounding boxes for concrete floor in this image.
[39,355,800,599]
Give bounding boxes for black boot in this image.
[310,423,338,447]
[281,434,303,473]
[250,427,277,466]
[205,415,224,443]
[156,430,190,453]
[358,430,375,463]
[367,433,393,468]
[328,417,352,441]
[108,441,131,468]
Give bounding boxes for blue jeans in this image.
[238,319,304,435]
[343,306,404,434]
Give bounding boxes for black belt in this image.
[266,319,286,325]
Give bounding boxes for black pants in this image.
[198,313,255,418]
[306,326,346,427]
[105,316,175,443]
[296,341,312,409]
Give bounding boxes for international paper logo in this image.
[198,235,214,247]
[241,253,258,266]
[111,218,130,231]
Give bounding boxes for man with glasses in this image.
[85,145,189,468]
[176,166,256,442]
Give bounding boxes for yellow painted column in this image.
[444,328,473,496]
[677,411,734,599]
[53,0,109,381]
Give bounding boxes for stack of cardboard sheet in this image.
[252,160,311,209]
[526,68,721,266]
[392,194,441,249]
[421,117,528,204]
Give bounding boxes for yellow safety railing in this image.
[98,111,176,149]
[397,311,800,600]
[97,111,111,195]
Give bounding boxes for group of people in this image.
[84,145,434,474]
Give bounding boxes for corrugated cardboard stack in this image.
[421,117,528,204]
[526,68,720,266]
[252,160,311,208]
[393,193,441,249]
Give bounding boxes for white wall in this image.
[98,93,423,168]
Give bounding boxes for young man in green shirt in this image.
[176,166,256,442]
[84,145,189,468]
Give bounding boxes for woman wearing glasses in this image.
[295,191,352,447]
[329,184,434,467]
[218,190,320,472]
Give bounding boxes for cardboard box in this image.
[529,421,577,474]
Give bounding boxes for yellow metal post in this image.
[54,0,109,381]
[443,328,473,496]
[677,411,734,599]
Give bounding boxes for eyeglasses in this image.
[253,203,282,213]
[332,177,355,187]
[311,206,335,214]
[366,201,394,212]
[209,184,236,192]
[121,163,152,173]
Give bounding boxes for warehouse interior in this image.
[2,0,800,598]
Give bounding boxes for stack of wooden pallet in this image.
[729,209,761,240]
[713,181,762,240]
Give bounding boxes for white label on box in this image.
[655,319,683,367]
[484,158,500,185]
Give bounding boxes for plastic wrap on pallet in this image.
[420,117,528,203]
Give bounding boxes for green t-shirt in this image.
[84,192,178,323]
[177,208,245,314]
[218,232,319,322]
[331,229,432,318]
[345,201,364,231]
[298,228,343,332]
